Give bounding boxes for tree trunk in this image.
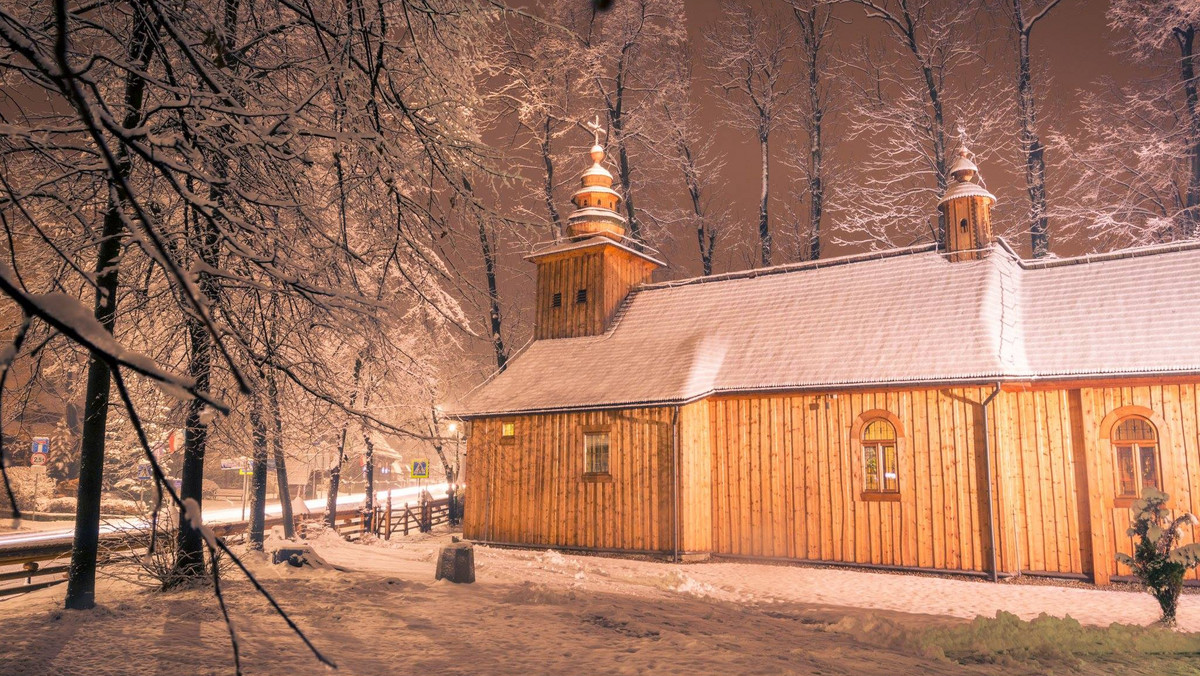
[1016,14,1050,257]
[539,115,563,238]
[806,12,824,262]
[267,368,294,538]
[248,391,269,550]
[759,128,772,267]
[66,7,154,610]
[173,0,241,581]
[360,388,374,526]
[325,357,362,528]
[477,214,508,371]
[1179,26,1200,238]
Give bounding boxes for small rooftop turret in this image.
[938,143,997,262]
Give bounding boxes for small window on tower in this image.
[500,420,516,444]
[552,292,562,308]
[576,289,588,304]
[960,218,969,232]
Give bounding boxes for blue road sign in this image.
[30,437,49,466]
[411,460,429,479]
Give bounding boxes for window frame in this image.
[860,418,900,501]
[582,424,612,482]
[1112,415,1160,503]
[499,419,517,445]
[852,410,904,503]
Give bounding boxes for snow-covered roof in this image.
[458,240,1200,416]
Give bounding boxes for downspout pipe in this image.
[672,405,681,564]
[981,383,1002,582]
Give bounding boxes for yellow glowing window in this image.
[501,422,515,438]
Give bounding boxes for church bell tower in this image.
[938,144,997,262]
[527,133,662,340]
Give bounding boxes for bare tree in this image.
[583,0,687,244]
[834,0,1010,249]
[660,60,726,275]
[707,0,798,267]
[999,0,1063,257]
[787,0,837,261]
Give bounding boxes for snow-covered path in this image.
[312,535,1200,633]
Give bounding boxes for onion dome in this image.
[566,144,627,241]
[938,143,996,207]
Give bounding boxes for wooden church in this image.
[455,140,1200,586]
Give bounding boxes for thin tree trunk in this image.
[174,0,240,578]
[325,357,362,528]
[248,391,269,550]
[267,368,294,538]
[477,214,507,371]
[359,387,374,526]
[1015,5,1050,256]
[1179,26,1200,238]
[66,7,153,610]
[759,128,771,267]
[539,115,563,238]
[806,7,824,262]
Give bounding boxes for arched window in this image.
[862,419,898,494]
[1113,416,1160,498]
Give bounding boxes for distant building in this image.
[455,141,1200,585]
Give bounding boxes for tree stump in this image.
[435,542,475,583]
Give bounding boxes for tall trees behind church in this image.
[584,0,688,244]
[997,0,1063,258]
[706,1,798,267]
[661,59,726,276]
[835,0,1009,250]
[1052,1,1200,248]
[786,0,837,261]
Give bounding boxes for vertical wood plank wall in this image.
[533,246,656,340]
[463,382,1200,583]
[706,388,998,571]
[1075,384,1200,583]
[463,407,675,552]
[678,401,713,553]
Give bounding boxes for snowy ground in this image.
[2,528,1199,675]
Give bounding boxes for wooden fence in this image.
[0,495,461,597]
[339,494,458,540]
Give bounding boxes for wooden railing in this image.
[339,494,459,540]
[0,495,459,597]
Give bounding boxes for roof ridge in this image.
[1016,238,1200,269]
[641,243,939,290]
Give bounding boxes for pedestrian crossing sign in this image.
[411,460,428,479]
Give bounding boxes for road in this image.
[0,483,450,551]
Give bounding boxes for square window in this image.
[501,422,515,438]
[576,289,588,304]
[584,432,610,475]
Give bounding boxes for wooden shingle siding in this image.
[463,408,675,552]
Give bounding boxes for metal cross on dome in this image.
[586,115,606,146]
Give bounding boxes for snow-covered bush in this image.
[43,496,77,513]
[1116,488,1200,626]
[2,467,55,513]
